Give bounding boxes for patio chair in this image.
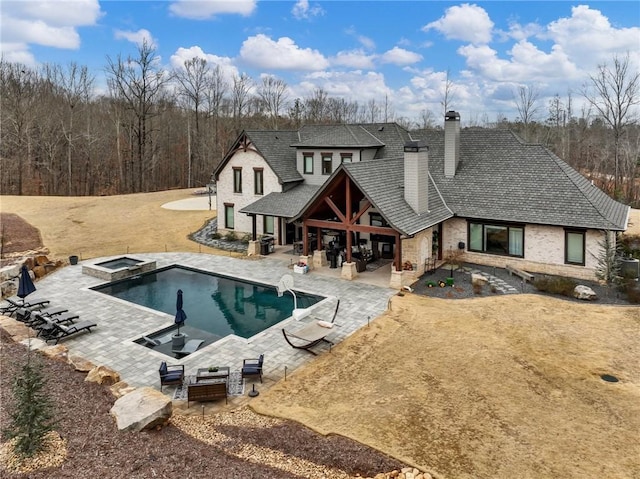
[282,299,340,355]
[1,297,51,316]
[33,313,80,338]
[44,320,97,345]
[159,361,185,391]
[171,339,204,357]
[241,354,264,383]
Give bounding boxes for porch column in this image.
[247,214,260,256]
[394,232,402,271]
[251,214,257,241]
[303,223,309,256]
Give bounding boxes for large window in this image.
[303,153,314,174]
[565,230,585,265]
[224,204,234,229]
[254,168,263,195]
[468,221,524,257]
[263,215,274,235]
[322,153,333,175]
[233,167,242,193]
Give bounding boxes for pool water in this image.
[92,265,324,339]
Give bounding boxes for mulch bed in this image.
[410,263,635,305]
[0,329,405,478]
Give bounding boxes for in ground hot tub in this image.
[82,256,156,281]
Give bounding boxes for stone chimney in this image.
[444,110,460,178]
[404,140,429,214]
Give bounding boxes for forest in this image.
[1,43,638,206]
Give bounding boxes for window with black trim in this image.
[233,167,242,193]
[224,204,235,229]
[322,153,333,175]
[254,168,263,195]
[369,212,389,228]
[303,153,314,174]
[468,221,524,257]
[565,229,585,265]
[263,215,274,235]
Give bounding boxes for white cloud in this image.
[332,49,375,69]
[169,0,256,20]
[170,45,239,83]
[0,0,102,60]
[380,47,423,66]
[545,5,640,68]
[345,27,376,51]
[423,3,493,44]
[0,42,37,66]
[239,34,329,70]
[114,29,157,49]
[292,0,324,20]
[296,70,391,102]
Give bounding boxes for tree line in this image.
[1,42,638,206]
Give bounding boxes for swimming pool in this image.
[91,265,324,339]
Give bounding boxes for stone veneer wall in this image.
[400,229,434,280]
[443,218,604,281]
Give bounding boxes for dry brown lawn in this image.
[0,189,219,260]
[1,191,639,479]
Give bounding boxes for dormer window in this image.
[322,153,333,175]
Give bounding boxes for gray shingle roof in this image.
[293,124,385,148]
[343,160,454,235]
[413,129,629,230]
[239,184,321,218]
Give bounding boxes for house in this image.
[214,112,630,285]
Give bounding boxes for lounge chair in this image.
[33,313,80,338]
[159,361,184,391]
[171,339,204,357]
[44,320,97,344]
[1,297,51,316]
[241,354,264,383]
[36,306,69,317]
[282,299,340,355]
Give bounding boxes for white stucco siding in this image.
[440,218,605,280]
[216,150,282,238]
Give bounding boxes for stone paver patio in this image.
[18,252,396,398]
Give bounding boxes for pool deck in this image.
[14,252,396,401]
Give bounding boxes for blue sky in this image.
[1,1,639,123]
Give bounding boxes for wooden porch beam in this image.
[323,197,346,223]
[351,199,371,225]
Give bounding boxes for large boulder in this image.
[110,381,136,398]
[68,354,96,372]
[471,273,488,286]
[85,365,121,385]
[574,285,598,301]
[110,387,173,431]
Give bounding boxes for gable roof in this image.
[214,130,302,184]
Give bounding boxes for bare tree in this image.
[513,84,541,142]
[0,62,40,195]
[440,68,455,116]
[257,76,289,129]
[174,57,210,187]
[105,40,170,192]
[231,73,253,129]
[304,88,329,123]
[48,63,94,194]
[366,98,380,123]
[581,53,640,197]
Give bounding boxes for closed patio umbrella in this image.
[174,289,187,335]
[17,265,36,304]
